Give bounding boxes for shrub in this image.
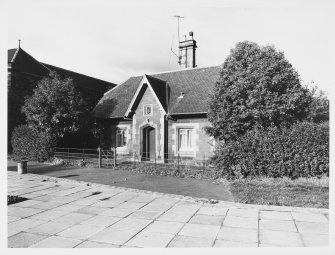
[11,125,56,162]
[211,122,329,179]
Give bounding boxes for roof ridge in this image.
[10,48,20,63]
[41,63,114,84]
[147,65,221,76]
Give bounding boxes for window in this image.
[143,105,152,116]
[116,129,126,147]
[178,128,193,151]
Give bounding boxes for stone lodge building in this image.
[94,66,220,161]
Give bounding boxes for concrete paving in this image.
[7,171,329,248]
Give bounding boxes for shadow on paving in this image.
[7,160,233,202]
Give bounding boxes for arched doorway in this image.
[142,126,155,161]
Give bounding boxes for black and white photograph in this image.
[2,0,333,251]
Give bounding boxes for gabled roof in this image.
[8,48,115,93]
[42,63,114,93]
[8,48,17,62]
[124,74,167,117]
[8,48,50,76]
[94,66,221,118]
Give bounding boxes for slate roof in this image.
[42,63,114,93]
[94,66,221,118]
[8,48,17,62]
[8,48,115,93]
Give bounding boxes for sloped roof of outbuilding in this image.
[94,65,221,118]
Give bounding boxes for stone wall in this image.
[167,117,214,160]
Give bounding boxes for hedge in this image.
[211,122,329,179]
[11,125,56,162]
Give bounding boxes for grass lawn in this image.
[229,177,329,208]
[7,160,328,208]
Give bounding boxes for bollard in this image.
[17,161,27,174]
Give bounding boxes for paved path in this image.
[7,172,329,248]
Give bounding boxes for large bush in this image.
[207,41,312,141]
[211,122,328,179]
[11,125,56,162]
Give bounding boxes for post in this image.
[178,153,180,172]
[98,147,101,168]
[67,148,70,163]
[154,152,156,170]
[106,150,108,167]
[113,148,116,167]
[203,154,206,172]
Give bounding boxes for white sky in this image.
[6,0,335,92]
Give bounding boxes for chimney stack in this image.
[179,31,197,68]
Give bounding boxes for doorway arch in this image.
[142,126,156,161]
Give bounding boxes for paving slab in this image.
[178,223,220,239]
[99,207,136,217]
[29,209,69,221]
[80,215,122,227]
[227,208,259,218]
[30,201,65,210]
[259,229,304,246]
[108,218,152,231]
[141,220,184,235]
[8,216,21,223]
[259,219,297,232]
[168,235,214,247]
[51,212,94,225]
[8,232,49,248]
[8,218,46,237]
[30,236,83,248]
[189,214,225,225]
[223,215,258,229]
[197,205,228,216]
[214,239,258,247]
[157,211,195,223]
[259,210,293,221]
[291,212,328,223]
[128,210,163,220]
[301,233,329,247]
[57,224,105,239]
[295,221,329,234]
[88,228,140,245]
[75,205,110,215]
[27,221,73,235]
[12,199,44,208]
[75,241,119,248]
[126,231,174,248]
[8,206,44,218]
[115,201,147,210]
[53,204,86,212]
[216,226,258,243]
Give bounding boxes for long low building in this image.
[8,47,115,149]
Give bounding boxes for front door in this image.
[143,126,155,161]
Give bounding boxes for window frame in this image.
[143,104,153,116]
[116,128,127,148]
[177,128,194,152]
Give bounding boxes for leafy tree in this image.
[22,72,85,138]
[306,82,329,123]
[207,41,312,141]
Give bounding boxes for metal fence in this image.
[54,147,216,177]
